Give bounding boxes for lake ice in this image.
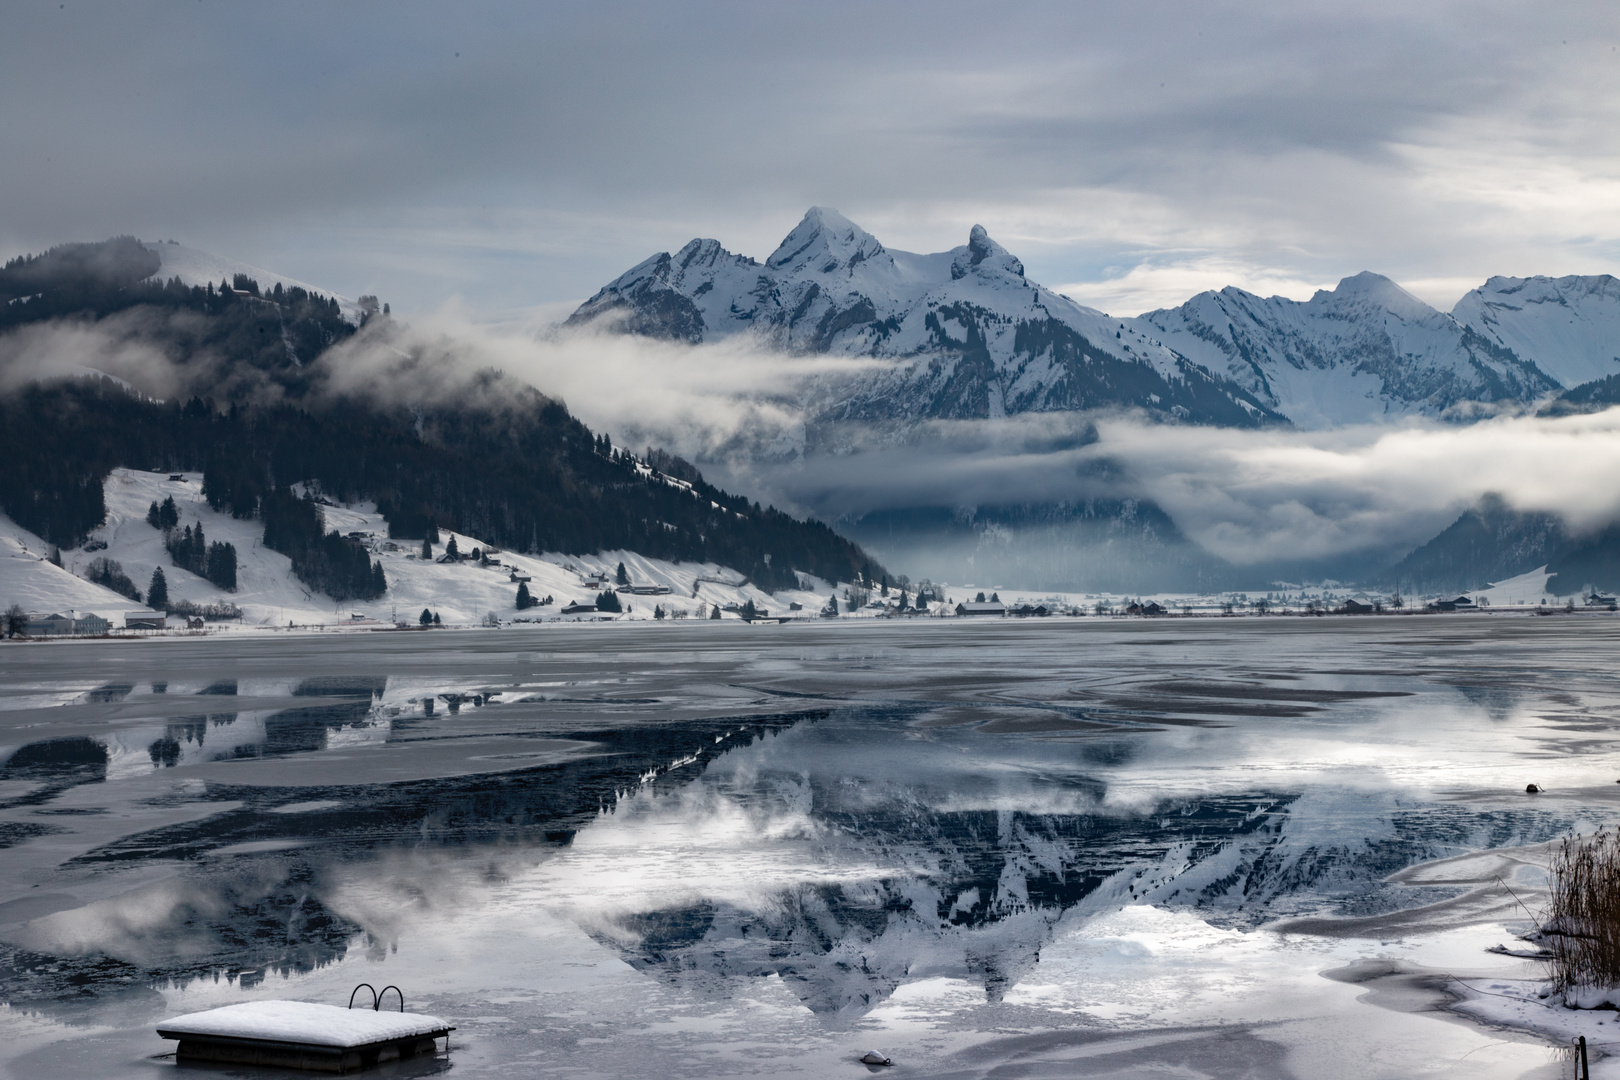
[0,616,1616,1078]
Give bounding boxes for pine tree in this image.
[421,537,432,560]
[516,582,534,609]
[596,590,622,613]
[147,501,162,528]
[432,612,441,625]
[420,608,433,625]
[446,536,459,560]
[654,604,665,620]
[147,567,169,610]
[616,562,629,586]
[710,604,722,620]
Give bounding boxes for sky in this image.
[5,1,1620,318]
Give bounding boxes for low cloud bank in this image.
[10,310,1620,575]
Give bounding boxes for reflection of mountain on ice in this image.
[579,716,1571,1016]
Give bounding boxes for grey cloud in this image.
[5,3,1620,315]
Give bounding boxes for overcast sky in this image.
[5,1,1620,317]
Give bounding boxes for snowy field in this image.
[0,618,1618,1078]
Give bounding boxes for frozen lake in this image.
[1,616,1618,1078]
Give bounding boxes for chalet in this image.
[1586,589,1617,608]
[955,601,1006,617]
[509,570,533,583]
[1339,599,1375,614]
[559,602,599,615]
[125,610,169,630]
[1126,602,1166,616]
[1009,604,1050,617]
[788,602,803,611]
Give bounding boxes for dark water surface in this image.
[1,616,1618,1078]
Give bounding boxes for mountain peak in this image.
[1313,271,1434,319]
[953,224,1024,280]
[766,206,885,273]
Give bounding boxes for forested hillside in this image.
[0,238,879,595]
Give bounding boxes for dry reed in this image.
[1545,828,1620,996]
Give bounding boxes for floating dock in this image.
[157,1000,453,1074]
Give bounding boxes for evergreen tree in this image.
[446,536,459,560]
[147,501,161,528]
[516,582,534,609]
[421,537,432,560]
[741,598,757,621]
[653,604,665,620]
[147,567,169,610]
[420,608,432,625]
[205,541,237,590]
[595,590,622,613]
[711,604,722,620]
[616,561,629,586]
[822,594,839,617]
[975,592,986,603]
[432,612,441,625]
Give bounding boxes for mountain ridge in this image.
[573,208,1620,432]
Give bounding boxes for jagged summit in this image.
[766,206,887,273]
[953,224,1024,280]
[568,208,1279,431]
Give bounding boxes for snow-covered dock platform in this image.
[156,1000,453,1073]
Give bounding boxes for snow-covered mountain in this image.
[574,209,1620,432]
[1128,273,1559,428]
[1452,274,1620,390]
[568,208,1280,430]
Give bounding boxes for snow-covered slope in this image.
[1452,274,1620,390]
[569,208,1280,430]
[0,469,838,630]
[1128,273,1558,427]
[142,240,361,321]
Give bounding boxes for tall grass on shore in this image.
[1546,829,1620,997]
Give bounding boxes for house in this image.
[509,571,533,583]
[125,610,169,630]
[1129,602,1166,616]
[955,601,1006,617]
[626,584,671,595]
[788,602,803,611]
[1339,599,1375,614]
[1586,589,1617,608]
[73,613,110,635]
[1009,604,1050,617]
[559,602,599,615]
[24,612,74,636]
